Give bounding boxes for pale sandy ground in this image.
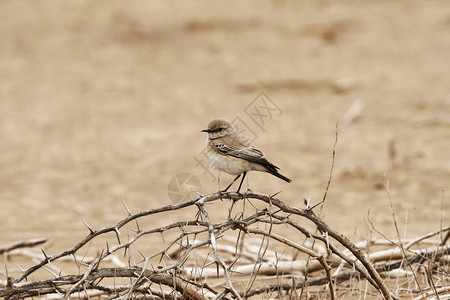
[1,0,449,275]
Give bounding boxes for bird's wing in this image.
[210,142,279,170]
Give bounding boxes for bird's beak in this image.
[201,129,211,133]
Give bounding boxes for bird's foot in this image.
[234,189,246,199]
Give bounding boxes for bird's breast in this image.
[206,150,249,175]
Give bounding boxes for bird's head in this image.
[201,118,233,139]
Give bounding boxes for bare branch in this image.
[0,238,48,254]
[2,190,446,299]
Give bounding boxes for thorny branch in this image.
[1,191,448,299]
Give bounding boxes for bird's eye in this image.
[218,128,223,131]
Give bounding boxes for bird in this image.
[201,118,291,193]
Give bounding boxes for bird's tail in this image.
[265,165,292,183]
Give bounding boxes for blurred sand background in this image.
[1,0,449,255]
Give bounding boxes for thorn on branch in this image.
[6,190,447,299]
[81,218,94,234]
[121,199,132,216]
[114,227,121,244]
[41,248,49,262]
[270,191,282,198]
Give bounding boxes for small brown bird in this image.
[201,118,291,193]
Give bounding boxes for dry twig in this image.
[1,191,448,299]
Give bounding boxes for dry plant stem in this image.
[256,208,383,294]
[318,122,338,213]
[425,263,440,300]
[443,230,450,245]
[236,242,449,298]
[1,190,447,299]
[167,210,267,260]
[247,228,318,257]
[412,286,450,300]
[64,254,99,299]
[195,199,242,300]
[7,191,397,299]
[242,266,366,298]
[2,268,209,300]
[125,257,150,299]
[368,244,450,265]
[226,191,393,300]
[0,238,48,254]
[247,228,335,300]
[258,214,379,288]
[82,221,209,275]
[377,245,449,272]
[243,216,272,297]
[385,178,424,296]
[405,225,450,249]
[183,260,308,279]
[14,196,218,283]
[13,193,262,284]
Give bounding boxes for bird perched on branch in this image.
[201,118,291,193]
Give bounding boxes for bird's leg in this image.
[221,174,241,193]
[236,172,247,194]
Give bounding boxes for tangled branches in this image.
[1,191,449,299]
